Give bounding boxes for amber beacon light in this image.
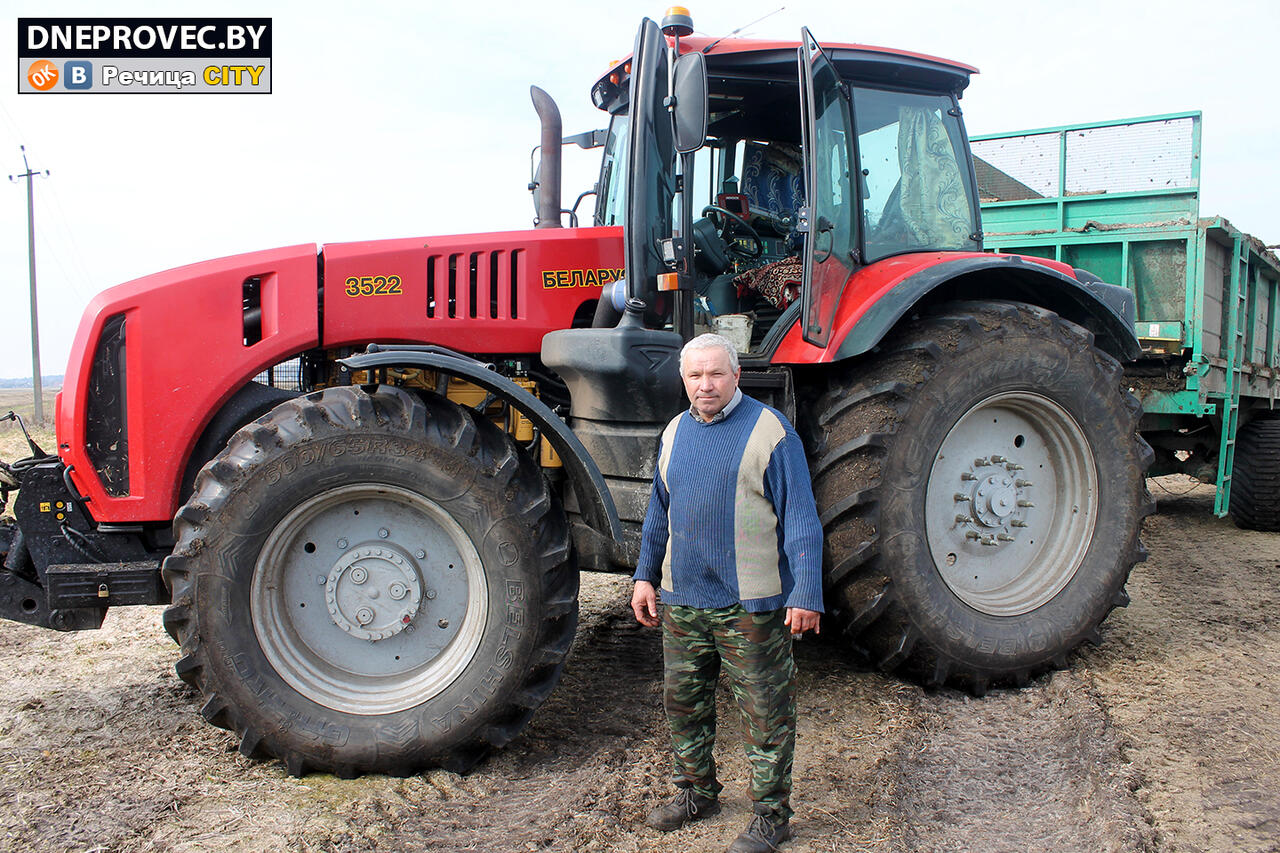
[661,6,694,37]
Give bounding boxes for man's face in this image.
[682,346,741,421]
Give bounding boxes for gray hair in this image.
[680,333,740,373]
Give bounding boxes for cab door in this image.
[623,17,675,304]
[798,29,859,347]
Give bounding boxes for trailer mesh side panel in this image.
[971,132,1058,201]
[972,117,1195,202]
[1065,119,1194,196]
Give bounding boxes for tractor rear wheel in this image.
[808,301,1153,693]
[161,385,576,776]
[1229,414,1280,531]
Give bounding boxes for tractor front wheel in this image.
[161,385,576,776]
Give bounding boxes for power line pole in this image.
[9,146,49,424]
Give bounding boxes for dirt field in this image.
[0,475,1277,852]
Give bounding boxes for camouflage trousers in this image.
[661,603,797,820]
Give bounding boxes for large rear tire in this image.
[1229,415,1280,531]
[808,301,1153,693]
[161,385,576,776]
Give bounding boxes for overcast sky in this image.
[2,0,1277,379]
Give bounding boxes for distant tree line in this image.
[0,375,63,390]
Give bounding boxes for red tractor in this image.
[0,12,1150,776]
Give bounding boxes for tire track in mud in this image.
[855,477,1280,853]
[1081,479,1280,853]
[865,672,1154,853]
[394,577,673,852]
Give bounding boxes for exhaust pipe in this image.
[530,86,563,229]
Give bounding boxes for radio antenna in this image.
[701,7,786,53]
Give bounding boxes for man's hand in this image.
[785,607,821,637]
[631,581,660,627]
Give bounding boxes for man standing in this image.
[631,333,823,853]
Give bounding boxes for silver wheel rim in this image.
[925,391,1098,616]
[251,484,487,715]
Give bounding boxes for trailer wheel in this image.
[1229,415,1280,531]
[808,301,1153,693]
[161,385,576,776]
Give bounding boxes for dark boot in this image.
[726,805,792,852]
[644,787,721,831]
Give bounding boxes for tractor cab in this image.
[590,13,982,355]
[541,14,985,569]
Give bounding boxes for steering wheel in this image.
[701,204,764,259]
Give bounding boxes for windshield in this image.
[853,87,979,262]
[597,87,979,259]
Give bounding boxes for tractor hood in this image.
[320,226,622,352]
[58,225,623,522]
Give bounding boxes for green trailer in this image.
[974,111,1280,528]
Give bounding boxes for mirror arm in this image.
[562,129,607,149]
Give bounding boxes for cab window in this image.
[853,88,979,262]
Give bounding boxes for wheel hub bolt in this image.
[997,533,1016,542]
[961,473,978,482]
[349,566,368,584]
[1016,479,1034,488]
[1006,462,1023,471]
[981,536,998,546]
[1011,520,1029,528]
[954,493,971,502]
[425,589,437,600]
[965,531,980,540]
[337,538,348,549]
[974,457,990,467]
[438,619,449,629]
[355,607,374,625]
[415,549,426,560]
[955,515,971,524]
[378,528,390,539]
[1018,500,1035,508]
[990,455,1006,463]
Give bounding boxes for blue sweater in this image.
[634,393,824,613]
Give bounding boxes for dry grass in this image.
[0,387,58,462]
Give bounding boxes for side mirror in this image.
[671,52,707,154]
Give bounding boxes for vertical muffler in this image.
[530,86,563,229]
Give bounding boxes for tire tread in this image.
[804,300,1151,693]
[161,385,577,776]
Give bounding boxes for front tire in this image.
[809,301,1153,693]
[161,386,577,776]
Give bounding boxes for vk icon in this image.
[63,61,92,90]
